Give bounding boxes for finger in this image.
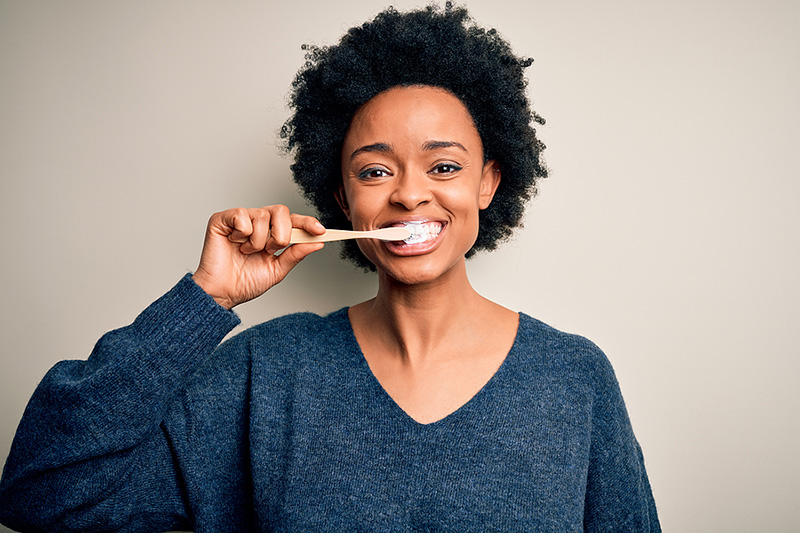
[290,213,326,235]
[240,208,271,254]
[219,208,253,243]
[265,205,292,254]
[273,242,324,274]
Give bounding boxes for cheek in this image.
[438,184,484,217]
[344,187,385,228]
[452,185,486,240]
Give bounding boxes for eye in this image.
[357,167,391,180]
[430,163,462,176]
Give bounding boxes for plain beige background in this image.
[1,0,798,530]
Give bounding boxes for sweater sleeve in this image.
[0,274,240,532]
[583,354,661,532]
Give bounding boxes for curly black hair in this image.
[280,2,547,270]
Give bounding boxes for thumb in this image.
[272,242,324,278]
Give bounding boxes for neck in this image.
[356,260,491,365]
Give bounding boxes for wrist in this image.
[191,271,235,310]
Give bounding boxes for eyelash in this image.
[431,163,462,175]
[357,167,391,180]
[356,162,462,180]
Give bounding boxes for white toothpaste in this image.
[402,221,442,244]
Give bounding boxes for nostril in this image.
[389,176,433,208]
[389,192,431,209]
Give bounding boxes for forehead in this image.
[344,86,481,148]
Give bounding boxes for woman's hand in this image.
[192,206,325,309]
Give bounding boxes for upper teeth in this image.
[402,221,442,244]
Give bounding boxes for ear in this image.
[479,160,501,210]
[334,183,351,220]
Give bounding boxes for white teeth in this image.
[402,221,442,244]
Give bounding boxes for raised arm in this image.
[0,206,324,531]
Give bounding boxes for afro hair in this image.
[280,2,547,270]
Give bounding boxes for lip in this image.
[379,218,448,256]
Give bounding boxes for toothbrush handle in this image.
[290,227,410,244]
[290,229,361,243]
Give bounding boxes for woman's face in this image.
[338,85,500,285]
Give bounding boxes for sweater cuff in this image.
[126,274,241,380]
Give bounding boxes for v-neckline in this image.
[335,308,523,428]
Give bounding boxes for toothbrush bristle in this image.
[401,221,440,244]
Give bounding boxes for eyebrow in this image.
[423,140,468,152]
[349,143,392,160]
[349,140,468,160]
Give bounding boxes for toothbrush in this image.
[290,226,413,244]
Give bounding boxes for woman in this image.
[0,4,659,531]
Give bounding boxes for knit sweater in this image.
[0,275,659,532]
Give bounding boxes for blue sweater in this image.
[0,275,659,531]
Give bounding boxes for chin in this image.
[373,255,464,287]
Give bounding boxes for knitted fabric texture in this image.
[0,275,659,531]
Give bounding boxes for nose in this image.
[389,170,433,210]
